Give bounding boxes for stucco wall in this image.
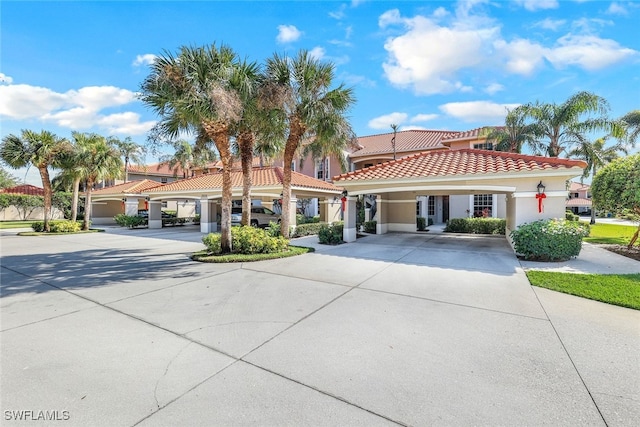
[0,206,65,221]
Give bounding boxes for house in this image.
[0,184,64,221]
[566,182,592,215]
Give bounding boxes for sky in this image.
[1,0,639,185]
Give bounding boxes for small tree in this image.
[591,154,640,248]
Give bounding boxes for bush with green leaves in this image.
[417,217,426,231]
[202,226,289,255]
[363,220,377,233]
[510,219,590,261]
[318,221,343,245]
[296,214,320,225]
[565,210,580,221]
[291,222,326,237]
[31,220,82,233]
[114,214,147,228]
[445,218,506,235]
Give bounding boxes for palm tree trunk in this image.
[71,177,80,222]
[83,180,93,231]
[590,165,597,225]
[38,166,53,232]
[206,121,233,253]
[238,132,254,226]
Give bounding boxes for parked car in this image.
[230,207,280,227]
[137,209,176,219]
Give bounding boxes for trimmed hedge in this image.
[202,226,289,255]
[510,219,590,261]
[565,210,580,221]
[291,222,326,237]
[31,220,82,233]
[363,220,377,233]
[445,218,506,235]
[417,217,426,231]
[114,214,147,228]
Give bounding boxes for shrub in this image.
[565,210,580,221]
[318,222,343,245]
[363,220,377,233]
[428,218,434,226]
[31,220,82,233]
[291,222,326,237]
[114,214,147,228]
[510,219,590,261]
[445,218,506,235]
[202,226,289,255]
[417,216,427,231]
[296,214,320,225]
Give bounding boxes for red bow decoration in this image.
[536,193,546,213]
[341,196,347,212]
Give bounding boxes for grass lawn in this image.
[0,221,34,229]
[192,245,313,263]
[526,270,640,310]
[584,223,638,245]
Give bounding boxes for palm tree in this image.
[264,50,356,238]
[485,106,538,153]
[301,114,357,179]
[77,134,123,230]
[56,132,95,222]
[621,110,640,146]
[160,139,216,179]
[520,91,618,157]
[570,136,628,224]
[140,43,253,253]
[0,130,70,231]
[111,136,146,183]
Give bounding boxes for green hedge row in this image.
[31,220,82,233]
[510,219,590,261]
[319,221,344,245]
[445,218,506,235]
[202,226,289,255]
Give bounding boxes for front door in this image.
[443,196,450,222]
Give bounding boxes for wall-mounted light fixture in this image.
[537,181,546,195]
[536,181,546,213]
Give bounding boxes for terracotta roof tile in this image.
[568,182,590,191]
[128,162,186,177]
[350,130,459,158]
[441,127,497,143]
[91,179,164,195]
[334,149,587,181]
[566,198,592,207]
[147,167,342,193]
[0,184,44,196]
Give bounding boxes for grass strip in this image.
[584,223,638,246]
[192,245,314,263]
[0,221,35,229]
[526,270,640,310]
[17,229,104,236]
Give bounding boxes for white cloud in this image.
[132,54,157,67]
[381,13,499,94]
[484,83,504,95]
[606,2,627,15]
[368,112,408,130]
[546,34,637,70]
[410,114,439,123]
[329,4,347,19]
[0,73,13,84]
[494,38,546,75]
[439,101,520,123]
[432,7,449,19]
[533,18,566,31]
[514,0,559,11]
[308,47,326,60]
[0,83,152,135]
[276,25,302,43]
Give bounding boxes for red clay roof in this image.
[147,167,342,193]
[350,130,459,159]
[566,198,592,207]
[0,184,44,196]
[91,179,164,195]
[128,162,186,177]
[569,181,590,191]
[334,149,587,182]
[441,127,499,143]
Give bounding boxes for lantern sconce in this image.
[341,189,348,198]
[535,181,546,213]
[537,181,546,195]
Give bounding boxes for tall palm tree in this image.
[140,43,252,253]
[111,136,146,183]
[56,132,95,222]
[520,91,618,157]
[159,139,216,179]
[264,50,356,238]
[485,106,538,153]
[0,130,70,232]
[570,136,628,224]
[77,134,123,230]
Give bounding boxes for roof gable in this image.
[350,130,459,159]
[91,179,164,195]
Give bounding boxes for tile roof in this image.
[334,149,587,182]
[0,184,44,196]
[147,167,342,193]
[91,179,164,195]
[569,181,590,191]
[441,127,498,143]
[350,130,459,158]
[566,198,592,207]
[128,162,186,177]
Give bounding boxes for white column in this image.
[343,196,357,242]
[148,201,162,229]
[200,198,218,233]
[289,193,298,230]
[124,198,139,216]
[376,194,387,234]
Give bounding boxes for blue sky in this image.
[1,0,639,185]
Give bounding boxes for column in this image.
[289,193,298,229]
[343,196,357,243]
[124,197,139,216]
[200,198,218,233]
[148,201,162,229]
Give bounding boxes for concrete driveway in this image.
[1,228,638,426]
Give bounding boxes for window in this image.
[291,161,296,172]
[473,194,492,217]
[161,177,168,183]
[316,159,329,180]
[161,201,168,208]
[428,197,435,216]
[364,163,373,168]
[473,142,494,150]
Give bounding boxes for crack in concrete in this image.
[153,341,192,409]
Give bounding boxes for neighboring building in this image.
[0,184,64,221]
[566,182,592,215]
